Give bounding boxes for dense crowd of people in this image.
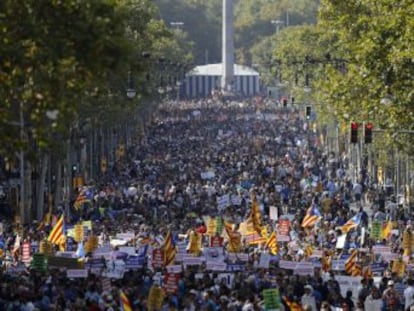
[0,98,412,311]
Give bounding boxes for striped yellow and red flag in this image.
[265,231,278,255]
[283,296,303,311]
[352,262,362,276]
[163,230,177,266]
[345,249,358,275]
[120,290,132,311]
[48,214,64,245]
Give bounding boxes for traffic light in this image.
[282,97,287,107]
[305,106,311,120]
[350,122,358,144]
[364,122,373,144]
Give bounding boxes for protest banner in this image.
[21,242,31,263]
[371,222,383,240]
[47,256,82,269]
[262,288,280,311]
[164,272,180,294]
[152,248,164,269]
[31,253,47,272]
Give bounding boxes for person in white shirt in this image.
[404,279,414,311]
[364,286,383,311]
[301,285,317,311]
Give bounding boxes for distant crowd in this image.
[0,98,413,311]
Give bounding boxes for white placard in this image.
[217,273,234,288]
[335,275,362,301]
[257,253,271,269]
[116,232,135,241]
[206,261,227,271]
[336,234,347,249]
[67,269,88,278]
[269,206,278,220]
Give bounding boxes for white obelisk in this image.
[221,0,234,93]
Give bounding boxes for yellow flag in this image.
[187,230,202,256]
[382,221,392,240]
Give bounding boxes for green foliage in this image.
[318,0,414,151]
[154,0,319,65]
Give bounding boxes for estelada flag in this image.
[341,213,362,234]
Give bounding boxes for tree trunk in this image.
[36,153,48,220]
[55,158,62,209]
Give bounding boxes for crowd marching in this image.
[0,98,413,311]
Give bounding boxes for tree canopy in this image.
[0,0,176,158]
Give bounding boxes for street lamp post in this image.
[19,101,25,225]
[271,20,284,34]
[170,22,184,30]
[126,70,137,100]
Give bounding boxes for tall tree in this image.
[318,0,414,144]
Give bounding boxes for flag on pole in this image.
[265,231,278,255]
[48,214,64,245]
[341,213,362,234]
[120,290,132,311]
[163,230,177,266]
[301,204,321,228]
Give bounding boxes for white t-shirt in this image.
[404,285,414,309]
